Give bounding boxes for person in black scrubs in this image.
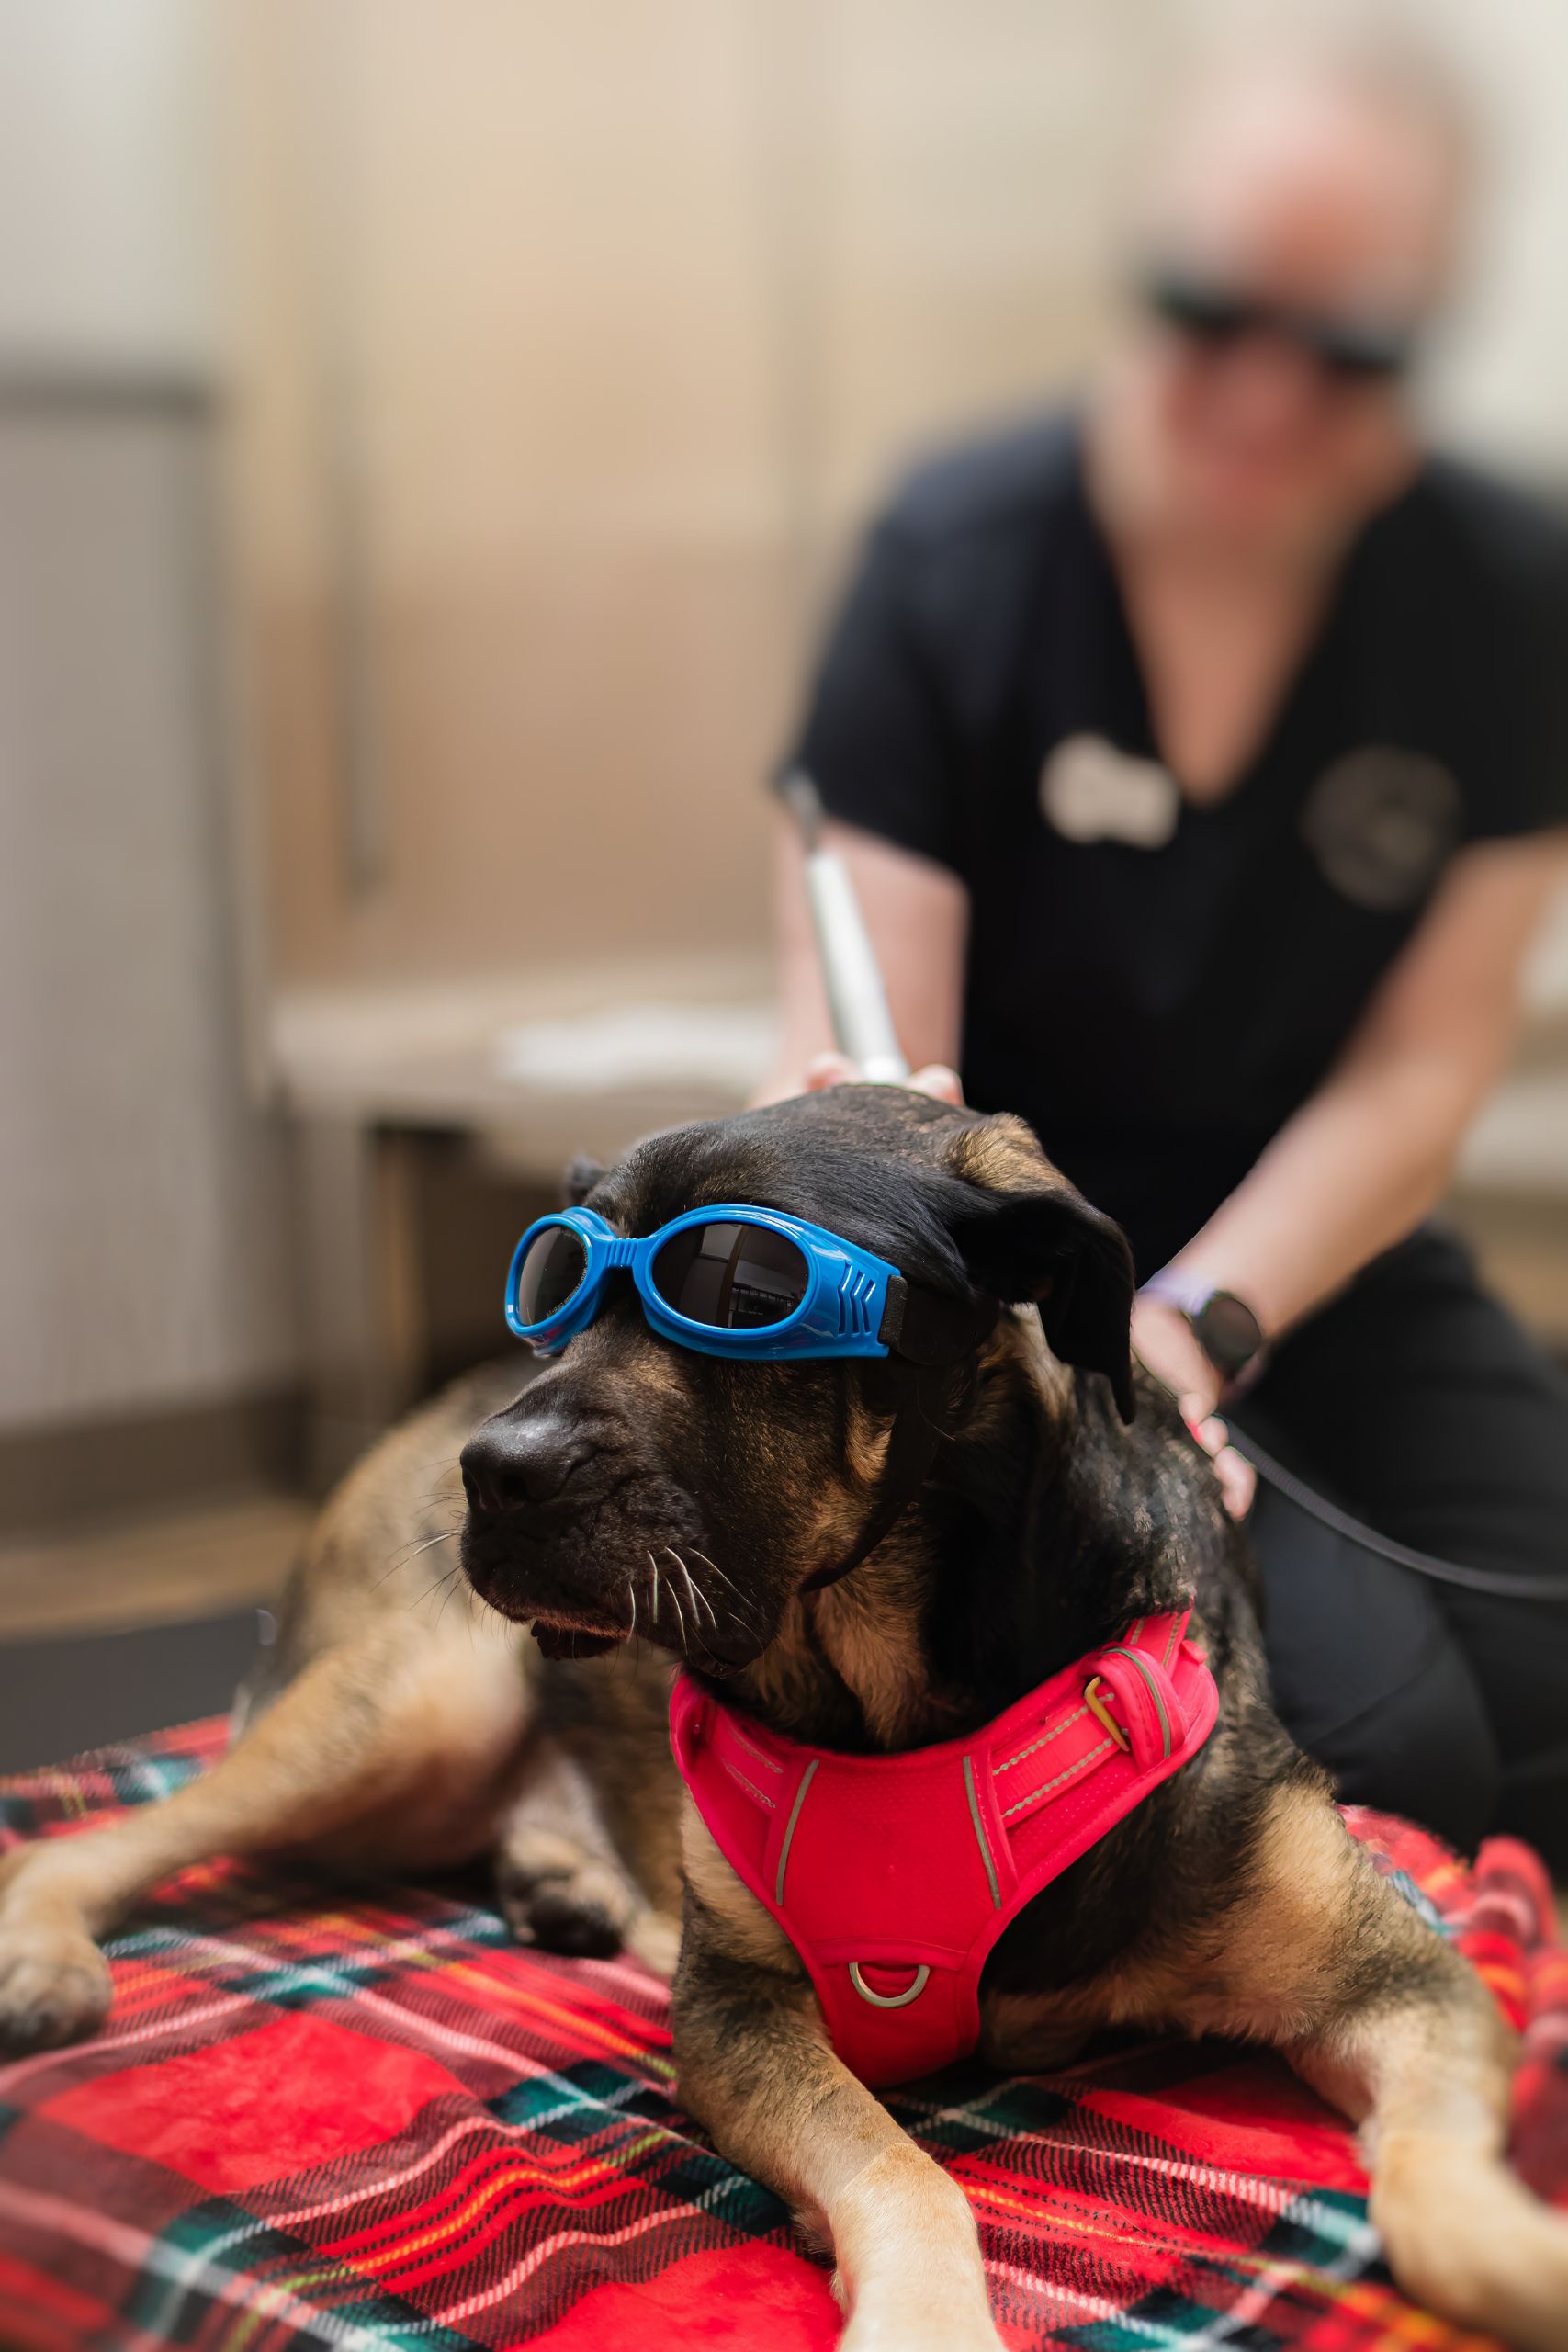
[765,35,1568,1866]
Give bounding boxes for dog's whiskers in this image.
[666,1569,691,1659]
[412,1559,465,1616]
[432,1565,464,1633]
[369,1525,464,1591]
[666,1546,717,1630]
[408,1528,462,1563]
[689,1547,761,1628]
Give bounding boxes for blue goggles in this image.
[504,1203,993,1368]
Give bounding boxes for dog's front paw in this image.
[839,2301,1004,2352]
[495,1829,635,1960]
[0,1916,112,2054]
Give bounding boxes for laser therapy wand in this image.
[780,772,910,1085]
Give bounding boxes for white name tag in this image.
[1040,733,1180,849]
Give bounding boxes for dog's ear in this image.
[946,1115,1135,1421]
[561,1153,605,1208]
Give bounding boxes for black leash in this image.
[1232,1430,1568,1604]
[807,1314,1568,1604]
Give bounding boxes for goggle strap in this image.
[800,1352,981,1594]
[879,1277,1001,1368]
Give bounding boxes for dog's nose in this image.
[460,1419,592,1516]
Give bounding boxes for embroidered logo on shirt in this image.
[1040,734,1180,849]
[1300,747,1461,911]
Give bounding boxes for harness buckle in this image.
[848,1961,930,2010]
[1082,1673,1131,1754]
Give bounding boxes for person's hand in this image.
[802,1066,1252,1519]
[1131,1296,1218,1416]
[1131,1296,1256,1522]
[803,1052,964,1105]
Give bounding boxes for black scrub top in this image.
[784,413,1568,1274]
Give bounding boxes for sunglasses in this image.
[505,1204,994,1367]
[1142,265,1416,383]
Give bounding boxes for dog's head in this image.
[458,1087,1134,1671]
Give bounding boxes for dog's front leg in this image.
[1294,1986,1568,2352]
[0,1615,528,2052]
[672,1891,1001,2349]
[1178,1778,1568,2352]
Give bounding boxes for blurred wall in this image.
[227,0,1143,989]
[0,0,298,1469]
[229,0,1568,1001]
[0,0,215,370]
[1353,0,1568,475]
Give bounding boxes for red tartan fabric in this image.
[0,1720,1562,2352]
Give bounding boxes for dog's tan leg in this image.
[0,1614,528,2053]
[676,1942,1001,2352]
[1165,1781,1568,2352]
[495,1742,680,1976]
[1297,1993,1568,2352]
[673,1821,1003,2352]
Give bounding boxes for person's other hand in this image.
[800,1068,1252,1517]
[1183,1408,1257,1522]
[1131,1296,1256,1522]
[803,1052,964,1105]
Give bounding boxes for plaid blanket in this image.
[0,1722,1563,2352]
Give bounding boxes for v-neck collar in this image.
[1064,421,1399,820]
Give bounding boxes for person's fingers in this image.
[908,1062,964,1104]
[803,1055,965,1103]
[1179,1403,1255,1521]
[1213,1445,1257,1521]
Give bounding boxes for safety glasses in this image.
[505,1204,908,1363]
[1142,263,1416,383]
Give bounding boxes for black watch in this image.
[1139,1272,1268,1387]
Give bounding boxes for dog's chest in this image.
[976,1946,1177,2072]
[977,1984,1100,2073]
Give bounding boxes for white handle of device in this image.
[783,769,910,1086]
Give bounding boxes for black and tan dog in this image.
[1,1088,1564,2350]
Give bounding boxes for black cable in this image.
[1233,1430,1568,1603]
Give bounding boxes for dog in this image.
[1,1086,1564,2352]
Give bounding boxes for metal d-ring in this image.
[848,1961,930,2009]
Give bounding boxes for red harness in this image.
[670,1607,1218,2087]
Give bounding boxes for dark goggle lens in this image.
[515,1226,590,1328]
[650,1221,808,1331]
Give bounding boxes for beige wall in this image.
[226,0,1151,992]
[227,2,1568,1004]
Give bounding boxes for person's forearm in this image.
[1138,834,1565,1365]
[1165,1048,1495,1338]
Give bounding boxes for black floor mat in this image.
[0,1611,262,1774]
